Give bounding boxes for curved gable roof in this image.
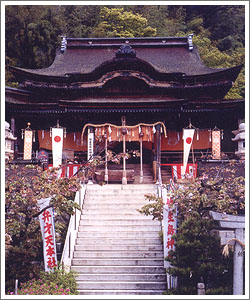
[10,36,233,79]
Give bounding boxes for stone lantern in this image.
[5,121,17,161]
[232,122,245,160]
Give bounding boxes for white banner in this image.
[38,197,58,272]
[52,128,64,168]
[87,129,94,161]
[162,188,178,289]
[182,129,195,176]
[212,130,221,159]
[23,130,33,160]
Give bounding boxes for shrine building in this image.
[5,35,244,184]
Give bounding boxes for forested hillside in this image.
[5,5,245,98]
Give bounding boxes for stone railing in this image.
[60,184,86,270]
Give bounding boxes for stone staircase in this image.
[71,184,166,295]
[97,163,154,184]
[161,165,172,184]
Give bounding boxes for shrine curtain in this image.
[38,130,87,151]
[161,130,212,151]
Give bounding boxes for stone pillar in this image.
[197,283,205,295]
[233,228,244,295]
[5,121,17,161]
[232,123,245,161]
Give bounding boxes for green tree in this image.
[62,6,101,37]
[5,164,81,292]
[139,161,245,294]
[6,5,62,69]
[90,7,156,38]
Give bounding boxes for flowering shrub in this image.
[10,266,79,295]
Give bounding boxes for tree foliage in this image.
[139,161,245,293]
[5,144,140,292]
[5,164,81,291]
[91,7,157,38]
[5,5,245,98]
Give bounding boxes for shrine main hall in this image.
[5,35,244,183]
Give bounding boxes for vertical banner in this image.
[162,187,178,289]
[52,128,64,168]
[182,129,195,177]
[87,128,94,161]
[212,130,221,159]
[37,197,57,272]
[23,130,33,160]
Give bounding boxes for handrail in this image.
[60,184,86,270]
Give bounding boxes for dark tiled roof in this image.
[11,36,229,78]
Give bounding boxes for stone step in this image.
[78,289,165,295]
[80,211,149,216]
[76,281,166,290]
[84,193,154,199]
[82,204,151,210]
[80,213,154,220]
[83,200,152,206]
[83,200,152,205]
[85,190,155,196]
[72,258,164,266]
[72,183,165,295]
[71,265,165,274]
[75,238,162,245]
[78,219,160,226]
[134,179,154,184]
[77,225,161,232]
[74,244,163,252]
[76,273,166,281]
[73,251,164,258]
[106,164,152,168]
[86,184,155,191]
[77,230,160,238]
